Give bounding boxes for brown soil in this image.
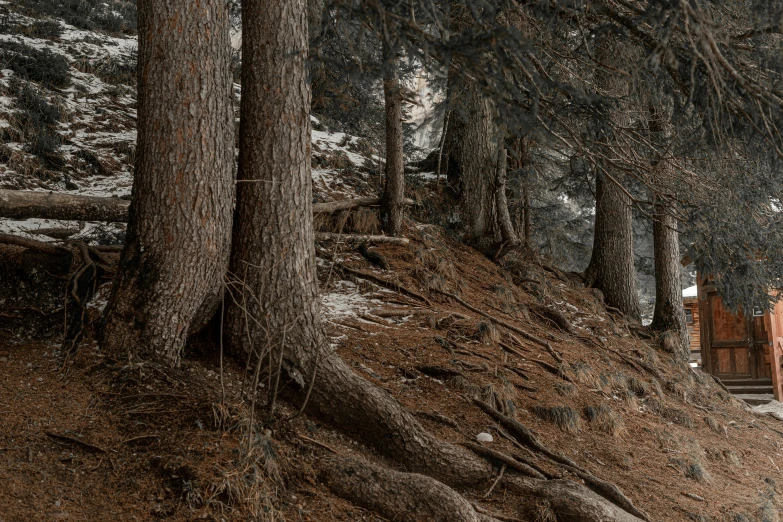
[2,222,783,522]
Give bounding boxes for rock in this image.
[476,432,493,442]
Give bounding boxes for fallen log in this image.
[312,196,414,214]
[315,232,410,244]
[0,190,130,222]
[0,191,412,222]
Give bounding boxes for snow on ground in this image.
[1,3,378,245]
[753,400,783,420]
[321,280,385,321]
[312,129,369,168]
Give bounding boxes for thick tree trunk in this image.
[99,0,234,365]
[494,146,518,245]
[380,42,405,236]
[443,73,499,249]
[649,104,687,352]
[584,38,640,322]
[225,0,323,369]
[585,173,640,321]
[651,200,686,339]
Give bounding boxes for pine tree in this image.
[100,0,235,365]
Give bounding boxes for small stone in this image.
[476,432,493,442]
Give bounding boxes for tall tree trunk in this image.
[649,104,687,353]
[651,199,685,338]
[584,38,640,322]
[443,71,499,249]
[226,0,322,361]
[100,0,234,365]
[380,42,405,236]
[585,172,640,321]
[495,145,518,245]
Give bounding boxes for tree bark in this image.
[443,72,499,249]
[323,456,500,522]
[380,41,405,236]
[651,200,686,339]
[584,38,641,322]
[649,104,687,352]
[0,190,129,222]
[494,146,518,245]
[585,172,640,321]
[99,0,235,365]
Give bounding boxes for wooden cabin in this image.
[692,277,783,403]
[682,286,701,367]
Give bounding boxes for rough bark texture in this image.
[508,478,645,522]
[323,456,499,522]
[445,77,499,248]
[651,200,687,350]
[380,43,405,236]
[584,38,641,322]
[100,0,235,365]
[0,190,129,222]
[225,0,322,363]
[494,146,518,245]
[585,172,640,321]
[649,106,687,350]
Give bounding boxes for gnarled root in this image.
[507,477,645,522]
[294,352,648,522]
[322,455,502,522]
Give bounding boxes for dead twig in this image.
[484,463,507,498]
[298,434,342,455]
[45,431,107,454]
[461,442,546,479]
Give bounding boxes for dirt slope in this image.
[1,222,783,522]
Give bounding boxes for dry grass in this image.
[314,208,380,234]
[670,457,709,483]
[204,404,285,520]
[531,500,557,522]
[476,321,499,345]
[554,381,577,397]
[704,416,723,435]
[490,283,517,311]
[584,404,625,437]
[531,405,581,433]
[567,361,599,388]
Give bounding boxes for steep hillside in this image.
[3,3,783,522]
[2,223,783,521]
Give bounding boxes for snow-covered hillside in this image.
[0,1,390,243]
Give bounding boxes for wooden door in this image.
[708,294,752,379]
[751,314,772,379]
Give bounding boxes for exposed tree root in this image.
[321,455,501,522]
[505,477,645,522]
[292,352,647,522]
[335,264,432,305]
[430,286,563,361]
[473,398,651,521]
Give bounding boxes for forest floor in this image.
[3,5,783,519]
[3,220,783,521]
